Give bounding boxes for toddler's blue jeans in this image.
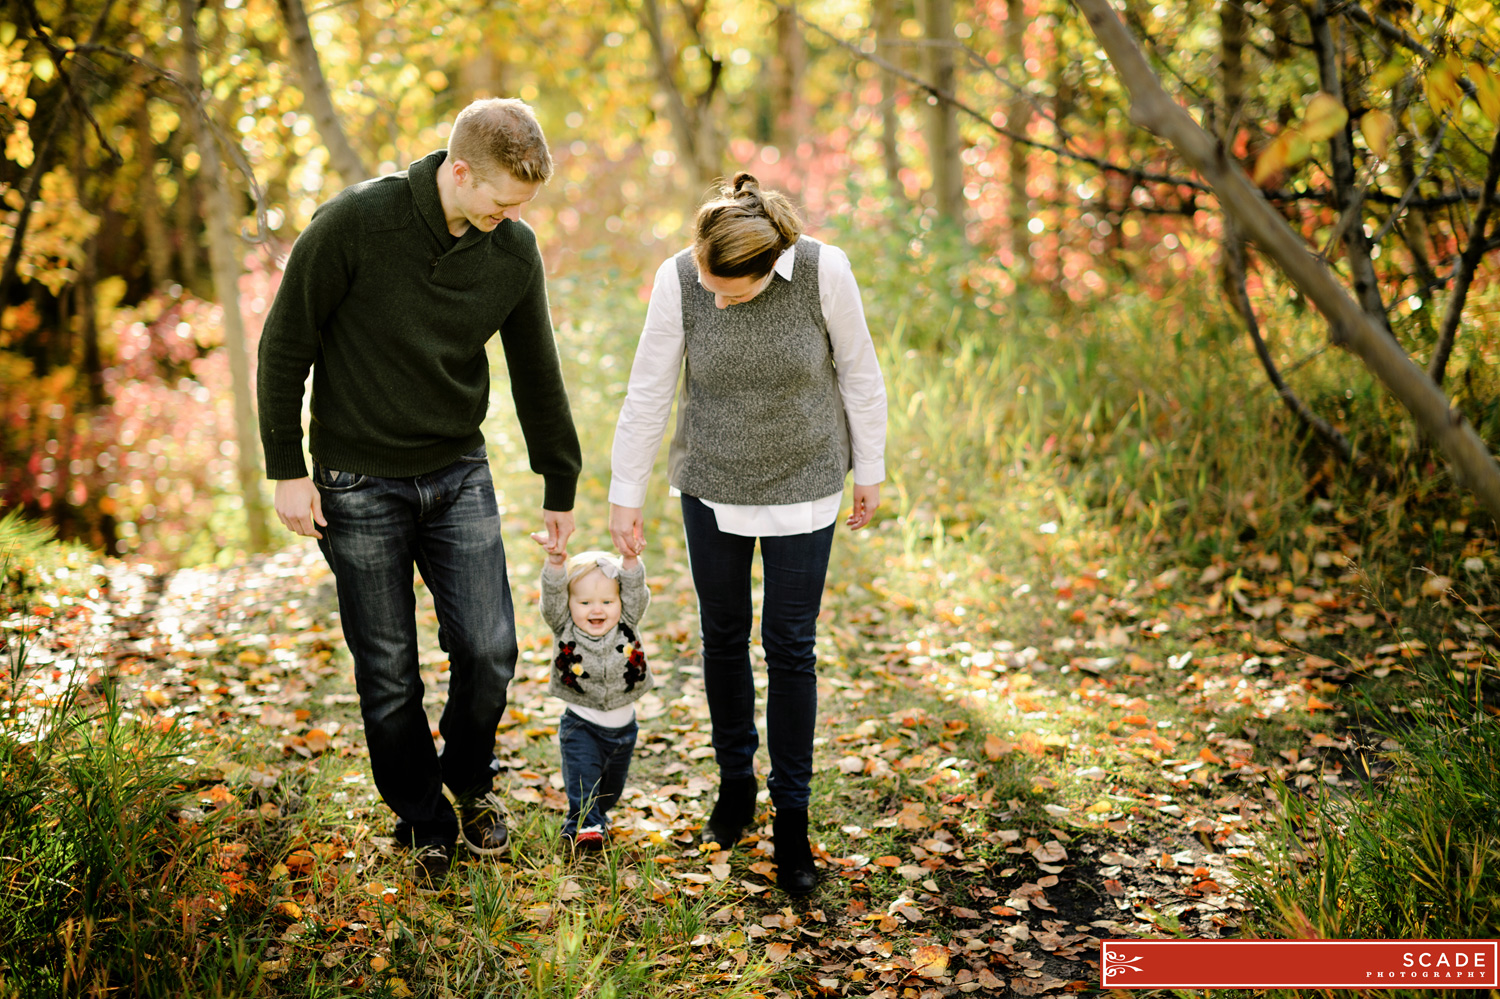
[558,708,638,836]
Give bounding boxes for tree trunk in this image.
[874,0,905,197]
[80,232,103,408]
[771,1,809,151]
[1072,0,1500,524]
[180,0,269,551]
[173,145,201,292]
[458,36,505,101]
[134,91,173,289]
[639,0,723,198]
[921,0,964,225]
[0,101,65,309]
[1307,0,1391,336]
[1005,0,1029,271]
[276,0,369,186]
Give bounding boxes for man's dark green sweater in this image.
[257,149,580,511]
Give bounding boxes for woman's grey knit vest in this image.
[667,237,852,506]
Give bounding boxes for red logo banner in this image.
[1101,940,1499,988]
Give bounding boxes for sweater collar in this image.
[406,149,453,244]
[409,148,489,250]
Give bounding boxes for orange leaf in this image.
[912,945,950,978]
[1253,133,1291,185]
[1307,695,1336,711]
[765,942,793,964]
[984,734,1012,761]
[872,855,902,868]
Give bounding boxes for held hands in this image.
[609,503,645,559]
[274,477,326,539]
[539,509,575,558]
[530,531,568,565]
[534,509,574,565]
[846,483,881,531]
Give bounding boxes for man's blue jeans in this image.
[557,708,637,836]
[680,494,835,812]
[314,447,515,844]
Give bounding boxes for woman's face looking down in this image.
[698,268,773,309]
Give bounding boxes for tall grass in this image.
[0,518,265,998]
[1235,663,1500,979]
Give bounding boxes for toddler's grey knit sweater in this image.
[541,561,652,712]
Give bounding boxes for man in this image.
[258,98,580,889]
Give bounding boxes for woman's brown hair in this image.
[691,173,803,279]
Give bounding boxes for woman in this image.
[609,173,887,895]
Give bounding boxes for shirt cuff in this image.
[608,479,649,508]
[543,475,578,513]
[263,442,309,481]
[853,459,886,486]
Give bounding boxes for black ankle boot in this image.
[700,775,758,849]
[773,808,818,896]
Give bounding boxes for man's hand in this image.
[531,531,568,565]
[609,504,645,558]
[275,477,327,539]
[846,483,881,531]
[540,509,574,556]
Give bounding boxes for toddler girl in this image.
[533,537,652,850]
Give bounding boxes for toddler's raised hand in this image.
[531,531,568,565]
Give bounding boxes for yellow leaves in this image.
[1360,110,1395,159]
[1252,95,1334,185]
[4,120,31,169]
[1302,92,1348,142]
[1426,58,1464,119]
[1472,64,1500,124]
[1371,58,1407,92]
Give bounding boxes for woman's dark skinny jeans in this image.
[681,494,835,812]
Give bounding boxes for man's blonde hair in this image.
[448,98,554,185]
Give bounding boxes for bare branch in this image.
[1224,219,1353,460]
[1429,125,1500,386]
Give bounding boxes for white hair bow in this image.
[594,558,621,580]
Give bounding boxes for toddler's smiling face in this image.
[568,569,621,637]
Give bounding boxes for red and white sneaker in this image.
[570,825,606,852]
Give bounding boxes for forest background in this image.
[2,0,1500,995]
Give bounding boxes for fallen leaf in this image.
[912,945,950,978]
[765,942,793,963]
[1420,576,1453,598]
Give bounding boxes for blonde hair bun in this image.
[692,173,803,279]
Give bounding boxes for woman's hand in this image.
[846,483,880,530]
[610,503,645,557]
